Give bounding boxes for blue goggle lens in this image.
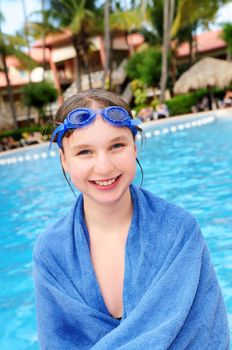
[107,107,128,122]
[69,111,91,124]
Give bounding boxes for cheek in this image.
[117,148,137,173]
[68,161,89,182]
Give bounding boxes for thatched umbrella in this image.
[174,57,232,109]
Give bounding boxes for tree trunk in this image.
[189,37,193,64]
[21,0,32,122]
[102,0,111,89]
[1,53,18,129]
[168,0,175,32]
[72,36,82,92]
[170,54,177,90]
[108,35,113,90]
[193,26,198,62]
[141,0,147,17]
[168,0,175,95]
[41,0,46,79]
[160,0,175,103]
[208,86,214,110]
[83,51,92,89]
[87,64,92,90]
[160,0,169,103]
[125,32,133,55]
[75,53,82,92]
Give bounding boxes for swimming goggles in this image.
[50,106,141,148]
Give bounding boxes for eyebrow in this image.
[110,135,129,142]
[70,135,130,151]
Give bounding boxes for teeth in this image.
[94,176,118,186]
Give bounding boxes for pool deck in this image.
[1,107,232,158]
[141,107,232,130]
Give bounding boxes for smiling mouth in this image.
[91,175,121,187]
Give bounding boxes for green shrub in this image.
[167,86,230,116]
[0,125,52,141]
[166,90,207,115]
[22,80,58,117]
[126,47,162,87]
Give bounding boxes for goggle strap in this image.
[49,115,141,149]
[49,124,65,149]
[130,118,141,126]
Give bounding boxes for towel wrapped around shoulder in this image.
[33,185,230,349]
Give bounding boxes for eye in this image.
[111,143,124,150]
[77,149,92,156]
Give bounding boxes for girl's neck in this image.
[83,189,133,237]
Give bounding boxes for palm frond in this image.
[0,32,36,69]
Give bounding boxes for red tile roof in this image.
[33,29,72,48]
[176,30,226,57]
[33,29,144,49]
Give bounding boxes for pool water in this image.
[0,117,231,349]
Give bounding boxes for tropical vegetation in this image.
[0,0,232,134]
[0,20,36,128]
[22,80,58,120]
[126,48,162,86]
[222,23,232,59]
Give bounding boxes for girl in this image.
[33,89,229,349]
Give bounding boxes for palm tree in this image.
[172,0,231,37]
[102,0,111,89]
[0,31,35,128]
[26,7,60,78]
[0,3,36,129]
[21,0,33,122]
[110,7,144,54]
[222,23,232,60]
[47,0,99,92]
[159,0,230,102]
[41,0,46,78]
[108,5,145,90]
[171,0,231,65]
[160,0,175,103]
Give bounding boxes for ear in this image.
[59,149,70,173]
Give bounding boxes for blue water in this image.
[0,117,231,349]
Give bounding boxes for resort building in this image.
[0,29,229,128]
[0,31,144,128]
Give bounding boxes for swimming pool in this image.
[0,115,231,349]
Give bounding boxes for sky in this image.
[1,0,232,35]
[1,0,41,34]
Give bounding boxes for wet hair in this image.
[53,89,144,193]
[55,89,134,122]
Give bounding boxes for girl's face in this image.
[60,113,137,207]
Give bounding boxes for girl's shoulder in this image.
[131,185,201,242]
[33,195,82,262]
[133,185,197,224]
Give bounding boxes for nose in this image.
[94,151,114,176]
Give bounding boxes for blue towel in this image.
[33,185,230,349]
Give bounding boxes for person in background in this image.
[155,103,169,118]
